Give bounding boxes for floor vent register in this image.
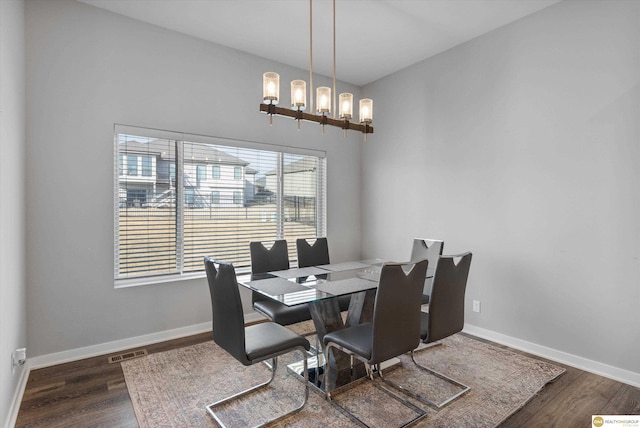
[108,349,148,364]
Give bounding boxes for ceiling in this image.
[78,0,561,86]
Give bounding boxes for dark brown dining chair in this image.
[388,252,473,409]
[296,237,330,267]
[296,237,351,312]
[410,238,444,305]
[419,252,472,345]
[250,240,313,325]
[322,260,429,425]
[250,239,290,274]
[204,257,310,427]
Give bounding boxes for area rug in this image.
[122,331,564,427]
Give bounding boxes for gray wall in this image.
[25,0,363,358]
[362,0,640,374]
[20,0,640,392]
[0,0,27,425]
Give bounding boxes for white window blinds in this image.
[114,125,327,283]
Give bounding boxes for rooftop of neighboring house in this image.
[121,139,250,166]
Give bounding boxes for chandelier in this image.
[260,0,374,138]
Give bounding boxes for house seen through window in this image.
[114,126,327,284]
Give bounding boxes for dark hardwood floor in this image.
[15,332,640,427]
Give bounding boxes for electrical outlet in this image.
[472,300,481,313]
[12,348,26,367]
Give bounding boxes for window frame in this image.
[113,124,327,288]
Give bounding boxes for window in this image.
[233,191,242,205]
[184,188,196,206]
[169,163,176,187]
[211,191,220,204]
[114,126,326,284]
[127,155,138,176]
[126,189,147,207]
[196,164,206,186]
[196,165,207,187]
[141,156,152,177]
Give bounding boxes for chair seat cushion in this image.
[253,300,312,326]
[323,323,373,361]
[245,322,310,363]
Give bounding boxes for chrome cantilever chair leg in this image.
[324,344,427,427]
[206,346,309,428]
[376,349,470,409]
[409,350,470,407]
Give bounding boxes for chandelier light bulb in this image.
[290,80,307,110]
[316,87,331,114]
[339,93,353,120]
[359,98,373,123]
[263,72,280,105]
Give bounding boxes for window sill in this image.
[114,266,251,289]
[114,272,207,289]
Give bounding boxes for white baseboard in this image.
[5,365,30,428]
[463,323,640,389]
[8,312,265,428]
[28,321,212,370]
[11,318,637,427]
[28,311,264,370]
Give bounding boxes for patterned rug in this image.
[122,330,564,427]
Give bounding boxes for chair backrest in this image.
[426,252,472,343]
[296,238,330,268]
[204,257,250,365]
[410,238,444,271]
[250,240,290,274]
[370,259,428,364]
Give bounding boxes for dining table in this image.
[236,259,434,392]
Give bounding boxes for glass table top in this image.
[237,261,386,307]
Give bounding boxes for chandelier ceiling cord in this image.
[260,0,374,139]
